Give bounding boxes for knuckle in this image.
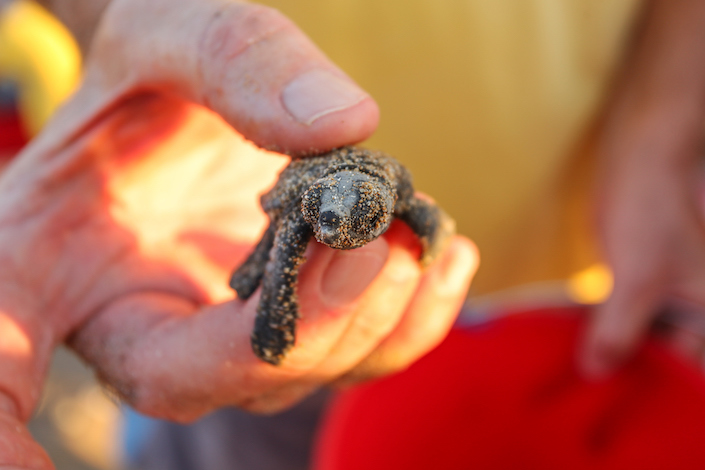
[198,3,297,109]
[117,376,210,423]
[200,3,294,66]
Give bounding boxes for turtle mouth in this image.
[316,210,343,246]
[317,226,339,246]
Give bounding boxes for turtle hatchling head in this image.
[301,170,396,249]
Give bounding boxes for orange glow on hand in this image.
[0,313,31,358]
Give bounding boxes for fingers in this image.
[223,234,477,410]
[234,240,421,412]
[582,111,705,378]
[581,162,681,378]
[244,237,425,409]
[581,249,705,378]
[581,275,661,379]
[70,234,477,418]
[313,242,422,376]
[265,239,391,373]
[77,0,378,154]
[338,236,478,385]
[581,180,705,378]
[69,238,390,420]
[580,189,664,378]
[581,0,705,379]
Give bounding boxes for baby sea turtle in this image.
[230,147,455,365]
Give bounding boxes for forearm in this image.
[603,0,705,166]
[584,0,705,377]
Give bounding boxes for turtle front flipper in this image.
[229,223,277,300]
[251,210,312,365]
[396,196,456,267]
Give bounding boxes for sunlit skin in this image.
[0,0,477,467]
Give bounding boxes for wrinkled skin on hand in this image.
[0,0,477,467]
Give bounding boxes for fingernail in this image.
[320,244,387,308]
[282,69,368,125]
[435,242,475,297]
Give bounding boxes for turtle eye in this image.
[301,182,323,226]
[350,182,387,239]
[351,202,383,236]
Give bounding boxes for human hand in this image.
[0,0,478,467]
[581,0,705,377]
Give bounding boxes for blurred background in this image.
[28,347,121,470]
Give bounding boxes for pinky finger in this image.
[336,236,478,385]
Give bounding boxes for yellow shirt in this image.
[260,0,642,300]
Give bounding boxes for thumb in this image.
[81,0,378,154]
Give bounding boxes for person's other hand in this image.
[582,0,705,377]
[0,0,478,467]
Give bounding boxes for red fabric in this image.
[314,307,705,470]
[0,106,28,156]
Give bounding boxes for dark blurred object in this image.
[315,307,705,470]
[0,79,28,158]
